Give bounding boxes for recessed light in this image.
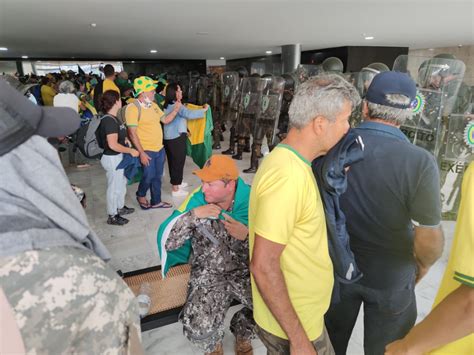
[0,47,8,51]
[458,44,463,48]
[364,36,374,40]
[196,31,209,36]
[150,49,157,53]
[90,23,97,28]
[265,50,272,54]
[21,55,28,59]
[131,60,135,63]
[220,57,225,60]
[428,48,434,51]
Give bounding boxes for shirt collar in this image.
[357,121,409,142]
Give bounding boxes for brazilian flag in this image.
[157,178,250,277]
[185,104,214,168]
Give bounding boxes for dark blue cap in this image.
[365,71,417,109]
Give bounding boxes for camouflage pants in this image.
[256,325,335,355]
[0,247,142,355]
[181,277,256,353]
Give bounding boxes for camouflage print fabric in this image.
[165,211,256,353]
[256,325,335,355]
[0,247,142,355]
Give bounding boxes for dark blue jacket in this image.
[312,129,365,290]
[116,154,142,182]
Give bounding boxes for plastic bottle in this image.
[136,282,152,318]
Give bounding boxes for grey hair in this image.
[58,80,75,94]
[366,94,413,125]
[288,74,360,129]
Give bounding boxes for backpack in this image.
[117,100,142,126]
[75,115,104,159]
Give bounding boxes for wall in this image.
[123,60,206,77]
[409,46,474,85]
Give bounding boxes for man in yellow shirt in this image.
[249,74,360,355]
[385,162,473,355]
[125,76,180,209]
[40,76,57,106]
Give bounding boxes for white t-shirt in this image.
[53,93,79,113]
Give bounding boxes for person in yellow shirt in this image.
[125,76,180,210]
[385,162,474,355]
[249,74,360,355]
[92,64,120,111]
[40,76,57,106]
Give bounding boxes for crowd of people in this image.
[0,65,472,355]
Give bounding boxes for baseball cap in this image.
[0,78,80,157]
[133,76,157,97]
[365,71,417,109]
[193,155,239,182]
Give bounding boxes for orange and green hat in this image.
[193,155,239,182]
[133,76,157,97]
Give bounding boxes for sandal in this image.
[149,201,173,209]
[136,196,151,210]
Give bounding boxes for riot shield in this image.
[257,76,285,147]
[196,76,210,105]
[393,55,466,115]
[439,114,473,219]
[400,88,444,155]
[294,64,322,87]
[241,77,262,117]
[177,74,189,101]
[187,71,200,104]
[276,73,297,142]
[221,72,240,122]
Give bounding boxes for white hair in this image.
[58,80,75,94]
[288,74,360,129]
[366,94,413,125]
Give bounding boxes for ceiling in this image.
[0,0,473,61]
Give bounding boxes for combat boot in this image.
[235,337,253,355]
[212,141,221,150]
[244,137,251,153]
[243,145,260,173]
[232,139,244,160]
[222,127,236,155]
[206,343,223,355]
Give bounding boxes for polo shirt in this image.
[340,121,441,290]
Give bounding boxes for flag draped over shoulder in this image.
[157,177,250,277]
[186,104,214,168]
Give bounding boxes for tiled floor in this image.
[65,135,455,355]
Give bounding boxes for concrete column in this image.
[281,44,301,73]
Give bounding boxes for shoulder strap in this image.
[132,100,142,122]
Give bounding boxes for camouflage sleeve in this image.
[165,211,198,251]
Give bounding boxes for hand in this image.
[139,151,151,166]
[385,339,419,355]
[129,148,139,158]
[174,101,183,112]
[222,214,248,241]
[289,339,317,355]
[203,104,209,111]
[193,204,221,219]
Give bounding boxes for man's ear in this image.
[312,116,326,135]
[362,100,369,119]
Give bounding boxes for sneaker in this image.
[118,206,135,215]
[172,189,189,197]
[107,215,129,226]
[180,182,189,188]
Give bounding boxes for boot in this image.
[244,137,251,153]
[222,127,236,155]
[212,141,221,150]
[232,139,244,160]
[243,144,260,173]
[205,343,223,355]
[235,337,253,355]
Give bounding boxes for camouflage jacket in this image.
[165,211,250,287]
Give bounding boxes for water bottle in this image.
[136,282,152,318]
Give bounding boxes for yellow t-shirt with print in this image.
[430,163,473,355]
[249,144,334,341]
[125,102,164,152]
[41,85,56,106]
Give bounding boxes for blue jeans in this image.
[325,280,417,355]
[136,149,165,205]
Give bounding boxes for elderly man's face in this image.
[201,179,234,204]
[320,100,352,153]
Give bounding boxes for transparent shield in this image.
[241,77,263,116]
[400,88,443,155]
[258,76,285,121]
[221,72,239,105]
[294,64,322,86]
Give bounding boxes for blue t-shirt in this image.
[162,103,206,140]
[341,121,441,290]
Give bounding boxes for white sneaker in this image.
[172,189,189,197]
[180,182,189,188]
